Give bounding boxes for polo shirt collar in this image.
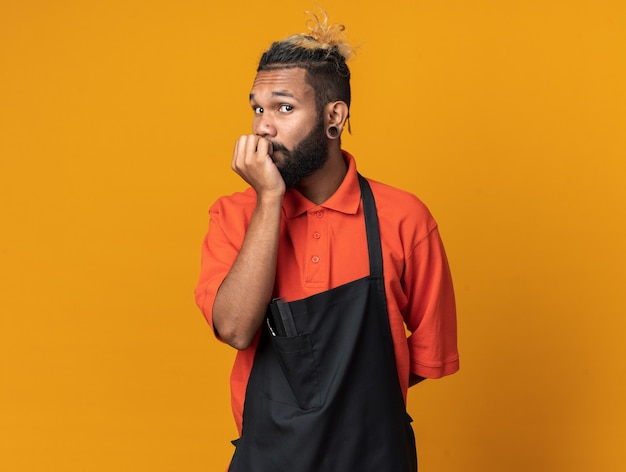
[283,151,361,218]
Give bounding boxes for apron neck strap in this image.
[357,174,383,278]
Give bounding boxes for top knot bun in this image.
[287,9,356,61]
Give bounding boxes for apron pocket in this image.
[269,333,322,410]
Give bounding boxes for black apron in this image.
[229,175,417,472]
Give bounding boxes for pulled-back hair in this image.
[257,10,355,115]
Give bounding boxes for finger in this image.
[256,137,272,159]
[243,135,260,164]
[232,136,247,170]
[233,136,241,157]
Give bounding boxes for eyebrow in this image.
[250,91,297,101]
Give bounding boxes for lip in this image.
[270,150,282,164]
[269,143,289,163]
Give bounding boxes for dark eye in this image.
[279,104,294,112]
[253,106,264,114]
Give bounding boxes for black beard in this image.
[271,119,328,189]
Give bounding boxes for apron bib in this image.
[229,175,417,472]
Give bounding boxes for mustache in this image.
[269,141,289,155]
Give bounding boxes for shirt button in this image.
[316,211,324,218]
[313,232,321,239]
[311,256,320,263]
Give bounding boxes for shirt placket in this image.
[305,208,330,288]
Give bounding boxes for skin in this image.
[211,67,427,387]
[212,68,349,350]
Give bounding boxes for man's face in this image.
[250,68,328,188]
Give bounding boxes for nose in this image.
[254,114,277,138]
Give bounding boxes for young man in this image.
[195,12,459,472]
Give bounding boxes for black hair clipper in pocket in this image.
[268,297,298,337]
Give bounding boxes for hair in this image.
[257,9,355,115]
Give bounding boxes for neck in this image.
[295,147,347,205]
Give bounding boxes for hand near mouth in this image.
[231,134,285,200]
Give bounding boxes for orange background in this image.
[1,1,625,471]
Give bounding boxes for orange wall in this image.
[1,1,625,471]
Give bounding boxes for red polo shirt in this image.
[195,151,459,434]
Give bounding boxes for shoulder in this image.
[209,187,257,216]
[363,177,440,258]
[366,178,438,238]
[207,187,258,240]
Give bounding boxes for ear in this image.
[324,101,349,130]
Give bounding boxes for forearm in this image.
[212,194,282,349]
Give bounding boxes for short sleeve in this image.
[194,194,252,337]
[403,225,459,378]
